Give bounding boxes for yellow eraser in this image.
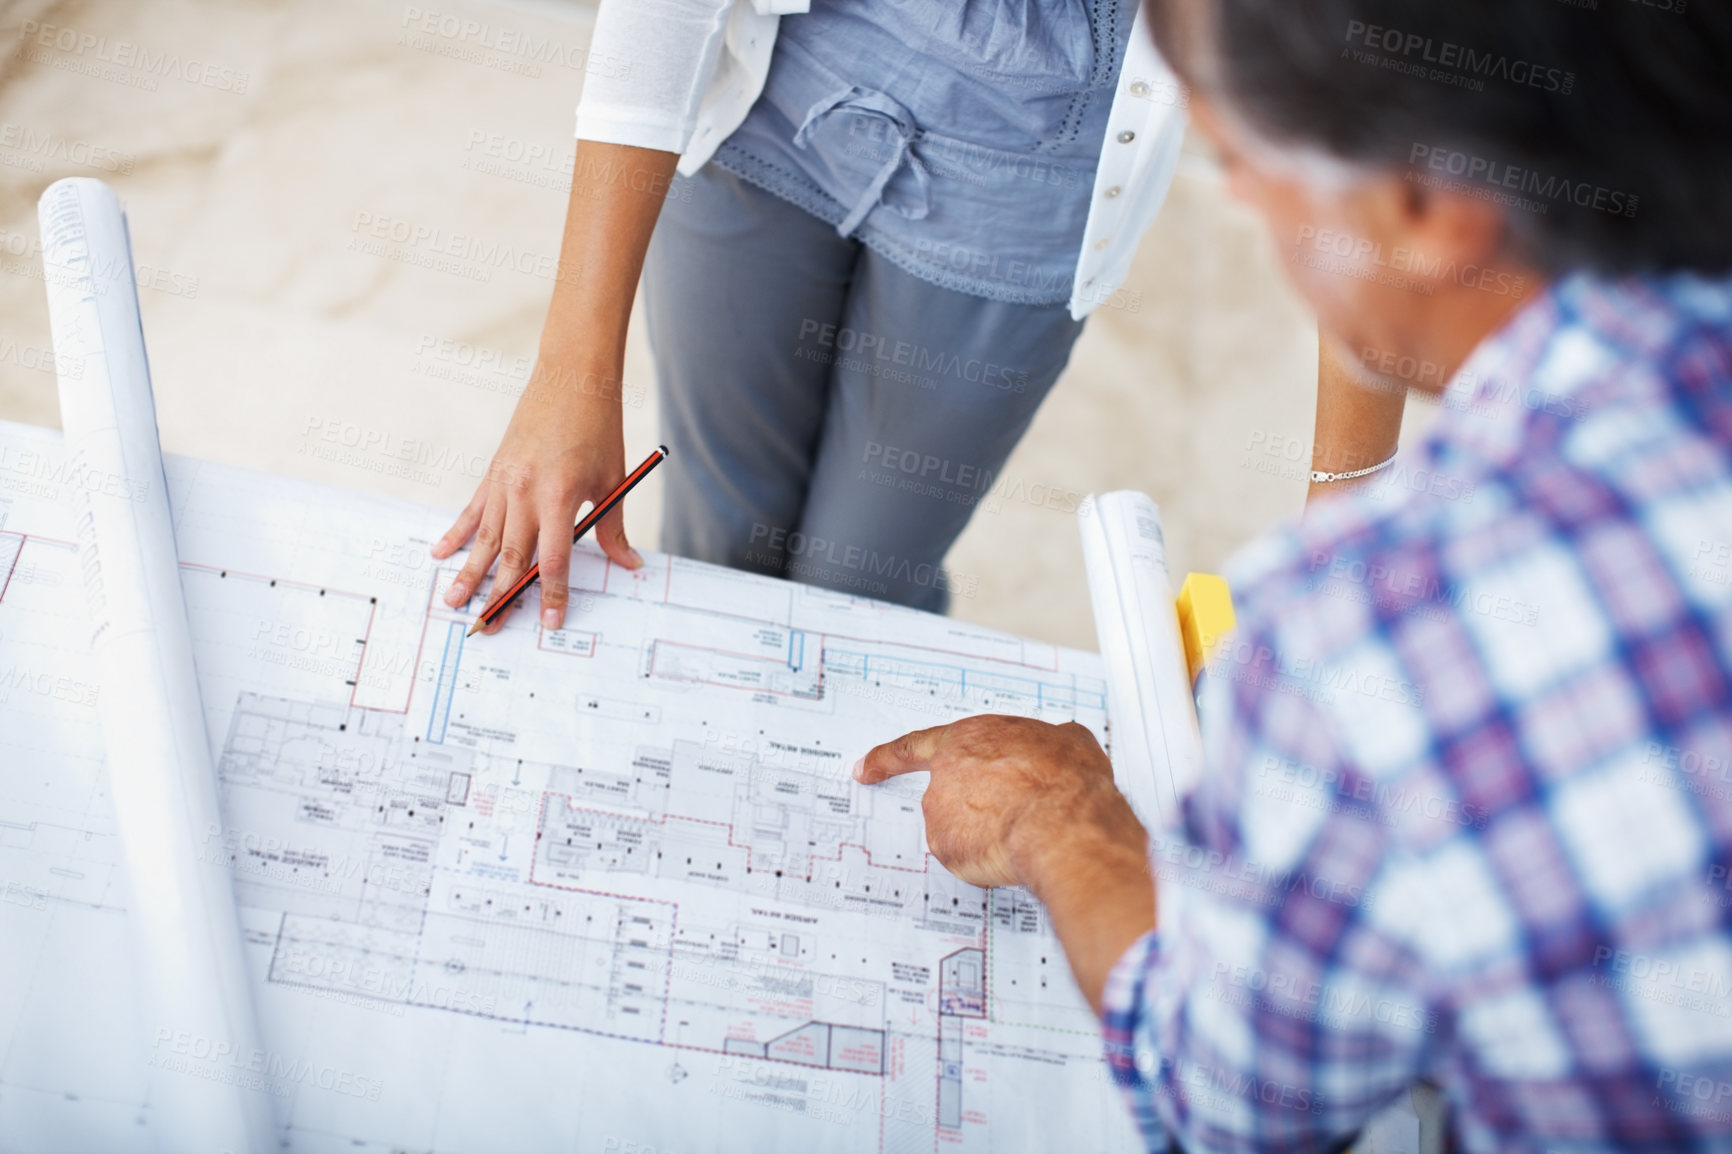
[1177,573,1236,686]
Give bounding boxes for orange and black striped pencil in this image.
[466,445,668,636]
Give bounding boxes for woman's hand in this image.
[428,141,680,633]
[431,366,639,633]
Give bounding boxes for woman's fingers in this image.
[447,490,507,609]
[536,497,579,631]
[438,444,637,628]
[593,503,643,570]
[432,481,488,562]
[482,499,542,634]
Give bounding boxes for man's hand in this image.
[855,715,1156,1012]
[855,715,1131,887]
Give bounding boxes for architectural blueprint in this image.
[0,396,1140,1151]
[5,176,1433,1154]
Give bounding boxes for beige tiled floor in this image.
[0,0,1432,651]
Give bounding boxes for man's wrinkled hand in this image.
[853,715,1136,889]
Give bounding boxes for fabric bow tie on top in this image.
[794,85,932,238]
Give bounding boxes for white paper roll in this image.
[1077,490,1203,832]
[39,178,276,1153]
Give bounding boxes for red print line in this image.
[0,532,25,605]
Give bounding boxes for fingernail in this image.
[622,548,641,568]
[851,758,865,782]
[542,607,561,630]
[446,580,467,606]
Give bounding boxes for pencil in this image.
[466,445,669,636]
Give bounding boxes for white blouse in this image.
[576,0,1188,320]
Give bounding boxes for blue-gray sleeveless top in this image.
[711,0,1132,306]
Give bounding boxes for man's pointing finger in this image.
[853,725,949,784]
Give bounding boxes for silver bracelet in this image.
[1310,453,1397,485]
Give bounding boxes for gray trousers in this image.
[642,166,1086,613]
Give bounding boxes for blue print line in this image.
[427,620,465,743]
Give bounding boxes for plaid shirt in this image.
[1100,273,1732,1153]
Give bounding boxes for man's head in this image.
[1148,0,1732,392]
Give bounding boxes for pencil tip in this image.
[466,620,482,637]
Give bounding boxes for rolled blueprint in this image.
[1077,491,1203,831]
[39,179,276,1152]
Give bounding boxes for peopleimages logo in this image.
[1342,20,1575,94]
[0,122,134,174]
[1291,225,1528,299]
[794,319,1030,393]
[1408,145,1638,219]
[399,6,630,78]
[16,21,251,93]
[744,523,979,600]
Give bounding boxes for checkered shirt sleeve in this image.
[1097,273,1732,1153]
